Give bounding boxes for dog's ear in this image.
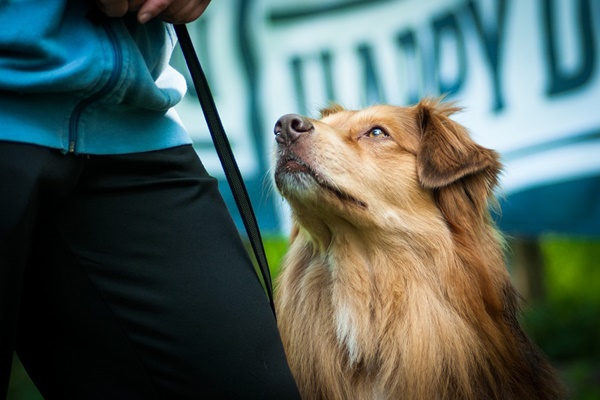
[319,103,345,118]
[416,99,501,191]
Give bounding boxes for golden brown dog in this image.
[273,99,563,400]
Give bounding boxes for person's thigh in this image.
[0,141,82,398]
[17,145,299,399]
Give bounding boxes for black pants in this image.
[0,142,299,399]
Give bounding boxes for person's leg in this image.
[17,145,300,399]
[0,142,83,399]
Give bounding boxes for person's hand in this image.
[95,0,212,24]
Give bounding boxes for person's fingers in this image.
[128,0,145,12]
[165,0,211,24]
[95,0,129,17]
[139,0,211,24]
[97,0,211,24]
[136,0,173,24]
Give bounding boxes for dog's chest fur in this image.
[278,236,439,398]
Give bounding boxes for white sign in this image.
[174,0,600,233]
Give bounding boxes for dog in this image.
[272,99,563,400]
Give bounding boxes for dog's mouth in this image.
[275,154,367,209]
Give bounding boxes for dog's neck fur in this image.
[277,210,560,399]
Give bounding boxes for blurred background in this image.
[9,0,600,398]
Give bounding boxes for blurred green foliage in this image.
[521,236,600,400]
[6,357,42,400]
[8,235,600,399]
[263,234,290,283]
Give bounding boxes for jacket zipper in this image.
[67,22,123,153]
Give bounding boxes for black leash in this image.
[173,24,276,317]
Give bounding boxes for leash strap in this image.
[174,24,276,317]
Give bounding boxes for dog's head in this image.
[273,98,501,239]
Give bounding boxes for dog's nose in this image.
[274,114,313,144]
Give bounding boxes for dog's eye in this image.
[367,128,389,138]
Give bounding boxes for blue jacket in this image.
[0,1,191,154]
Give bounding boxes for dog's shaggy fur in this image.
[273,99,563,400]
